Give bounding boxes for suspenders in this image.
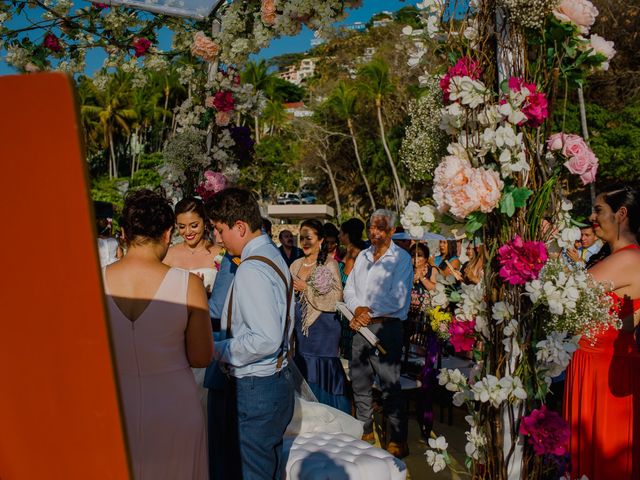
[225,255,294,371]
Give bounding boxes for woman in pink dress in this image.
[103,189,213,479]
[564,185,640,479]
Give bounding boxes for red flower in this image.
[448,318,476,352]
[132,37,151,58]
[43,33,63,53]
[93,3,109,9]
[213,91,235,112]
[519,405,570,456]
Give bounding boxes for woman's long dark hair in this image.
[439,239,458,267]
[300,219,328,266]
[340,218,366,250]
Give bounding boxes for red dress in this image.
[564,245,640,480]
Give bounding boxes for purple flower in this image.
[498,235,548,285]
[519,405,570,456]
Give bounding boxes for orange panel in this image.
[0,73,131,479]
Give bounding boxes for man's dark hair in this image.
[205,188,262,232]
[261,217,273,236]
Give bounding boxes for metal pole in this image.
[577,86,596,206]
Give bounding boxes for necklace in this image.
[302,261,316,267]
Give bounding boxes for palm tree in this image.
[327,81,376,210]
[242,60,276,144]
[358,58,405,210]
[262,99,289,136]
[129,86,168,176]
[80,71,137,179]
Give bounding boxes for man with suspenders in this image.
[207,188,295,480]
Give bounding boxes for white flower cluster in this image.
[525,258,620,341]
[399,77,448,181]
[438,368,473,406]
[536,331,580,380]
[470,374,527,407]
[174,98,206,133]
[425,436,448,473]
[465,415,487,460]
[499,0,559,29]
[455,282,488,335]
[400,201,437,238]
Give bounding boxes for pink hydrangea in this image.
[498,235,548,285]
[508,77,548,128]
[43,33,63,53]
[440,57,483,102]
[519,405,570,456]
[196,171,226,201]
[546,133,599,185]
[448,318,476,352]
[132,37,151,58]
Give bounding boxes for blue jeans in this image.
[236,367,295,480]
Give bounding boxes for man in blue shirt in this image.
[344,209,413,458]
[207,188,295,480]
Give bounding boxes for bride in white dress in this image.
[163,196,222,415]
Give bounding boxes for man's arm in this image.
[216,266,283,367]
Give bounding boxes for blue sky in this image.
[0,0,419,76]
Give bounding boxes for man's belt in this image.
[369,317,401,325]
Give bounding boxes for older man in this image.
[344,209,413,458]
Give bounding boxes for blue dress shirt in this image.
[344,241,413,320]
[215,234,295,378]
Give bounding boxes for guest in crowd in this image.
[461,243,485,285]
[323,222,343,262]
[290,219,350,413]
[96,216,122,267]
[208,188,295,480]
[163,197,222,296]
[392,225,412,253]
[566,225,602,266]
[339,218,366,282]
[344,209,413,458]
[278,229,303,267]
[410,243,437,298]
[262,217,273,239]
[564,185,640,479]
[432,239,460,277]
[103,189,212,479]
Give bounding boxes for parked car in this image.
[300,184,317,194]
[276,192,301,205]
[299,192,317,204]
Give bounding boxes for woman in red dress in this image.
[564,186,640,479]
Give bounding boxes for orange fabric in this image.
[0,73,130,478]
[564,281,640,478]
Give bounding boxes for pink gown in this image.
[105,267,207,479]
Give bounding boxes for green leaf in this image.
[465,212,486,233]
[500,192,516,217]
[512,187,533,207]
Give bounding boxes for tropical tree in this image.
[327,81,376,210]
[79,72,137,179]
[241,60,275,144]
[358,57,405,210]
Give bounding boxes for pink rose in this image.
[565,150,598,184]
[553,0,599,34]
[560,134,588,158]
[191,31,220,62]
[588,34,616,71]
[579,162,598,184]
[215,110,232,127]
[546,133,567,152]
[261,0,277,25]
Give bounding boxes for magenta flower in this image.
[498,236,548,285]
[440,57,483,102]
[132,37,151,57]
[213,91,235,112]
[519,405,570,456]
[43,33,63,53]
[508,77,548,128]
[93,3,109,9]
[448,318,476,352]
[196,171,226,201]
